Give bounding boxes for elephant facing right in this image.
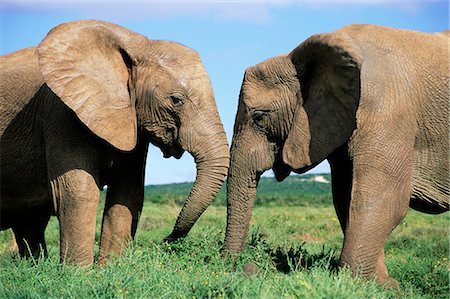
[223,24,449,288]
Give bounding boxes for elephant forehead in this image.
[242,89,276,109]
[163,59,210,92]
[149,41,208,84]
[242,61,297,109]
[142,57,210,96]
[244,55,296,85]
[241,78,291,110]
[152,40,199,62]
[179,66,210,88]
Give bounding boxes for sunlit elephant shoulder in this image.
[0,20,229,265]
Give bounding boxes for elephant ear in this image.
[38,20,146,151]
[282,32,363,169]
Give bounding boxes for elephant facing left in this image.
[0,20,229,265]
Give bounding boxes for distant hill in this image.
[144,174,332,207]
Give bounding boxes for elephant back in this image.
[0,47,44,136]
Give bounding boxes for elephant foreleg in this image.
[328,144,353,233]
[50,169,100,265]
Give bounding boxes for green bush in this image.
[143,174,333,207]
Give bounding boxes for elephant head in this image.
[37,20,229,242]
[224,32,361,253]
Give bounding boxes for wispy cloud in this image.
[1,1,291,23]
[299,0,435,16]
[2,0,438,25]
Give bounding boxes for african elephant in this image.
[223,24,449,287]
[0,20,229,265]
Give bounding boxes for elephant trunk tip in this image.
[163,230,188,243]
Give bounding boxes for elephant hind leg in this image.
[340,162,411,288]
[374,249,400,291]
[11,211,50,259]
[327,147,400,286]
[342,122,416,287]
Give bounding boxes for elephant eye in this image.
[170,93,184,107]
[252,110,269,127]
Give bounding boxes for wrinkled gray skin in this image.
[224,24,449,288]
[0,20,229,265]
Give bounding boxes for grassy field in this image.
[0,174,448,298]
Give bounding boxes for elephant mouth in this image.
[147,136,185,159]
[272,150,292,182]
[161,144,184,159]
[292,161,321,174]
[272,161,292,182]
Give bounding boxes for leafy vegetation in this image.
[1,174,448,298]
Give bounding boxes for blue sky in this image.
[1,1,448,185]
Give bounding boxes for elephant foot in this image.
[242,262,259,276]
[97,256,108,267]
[377,276,401,293]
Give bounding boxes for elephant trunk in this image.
[165,122,229,242]
[222,135,263,254]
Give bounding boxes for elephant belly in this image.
[410,87,449,214]
[0,192,53,230]
[1,164,53,230]
[1,129,53,227]
[1,159,51,211]
[410,149,449,214]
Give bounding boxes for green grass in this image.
[1,175,448,298]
